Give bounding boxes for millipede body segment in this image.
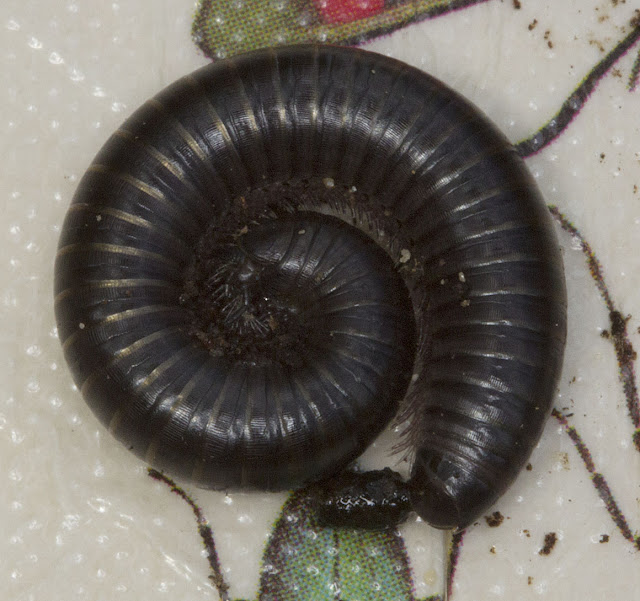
[54,45,567,530]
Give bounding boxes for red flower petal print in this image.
[313,0,385,24]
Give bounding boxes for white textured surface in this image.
[2,1,640,600]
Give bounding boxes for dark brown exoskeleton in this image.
[54,45,566,531]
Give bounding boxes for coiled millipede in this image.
[54,45,567,531]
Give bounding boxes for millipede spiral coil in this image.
[54,45,567,530]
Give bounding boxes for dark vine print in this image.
[548,207,640,454]
[148,469,231,600]
[446,529,465,599]
[516,18,640,158]
[551,409,640,552]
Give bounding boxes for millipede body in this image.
[54,45,567,530]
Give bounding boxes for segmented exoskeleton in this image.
[55,45,566,530]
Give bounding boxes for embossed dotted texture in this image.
[2,1,640,600]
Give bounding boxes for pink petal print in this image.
[313,0,385,24]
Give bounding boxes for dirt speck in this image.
[558,451,570,470]
[543,29,554,48]
[485,511,504,527]
[539,532,557,555]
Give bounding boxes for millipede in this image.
[54,44,567,531]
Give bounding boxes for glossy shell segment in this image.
[54,45,566,529]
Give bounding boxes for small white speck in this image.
[88,496,109,513]
[298,229,306,235]
[458,271,466,282]
[69,67,85,82]
[11,429,25,444]
[323,177,335,188]
[25,345,41,357]
[78,322,85,329]
[399,249,411,263]
[9,469,23,482]
[49,51,63,65]
[96,215,102,222]
[26,380,40,393]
